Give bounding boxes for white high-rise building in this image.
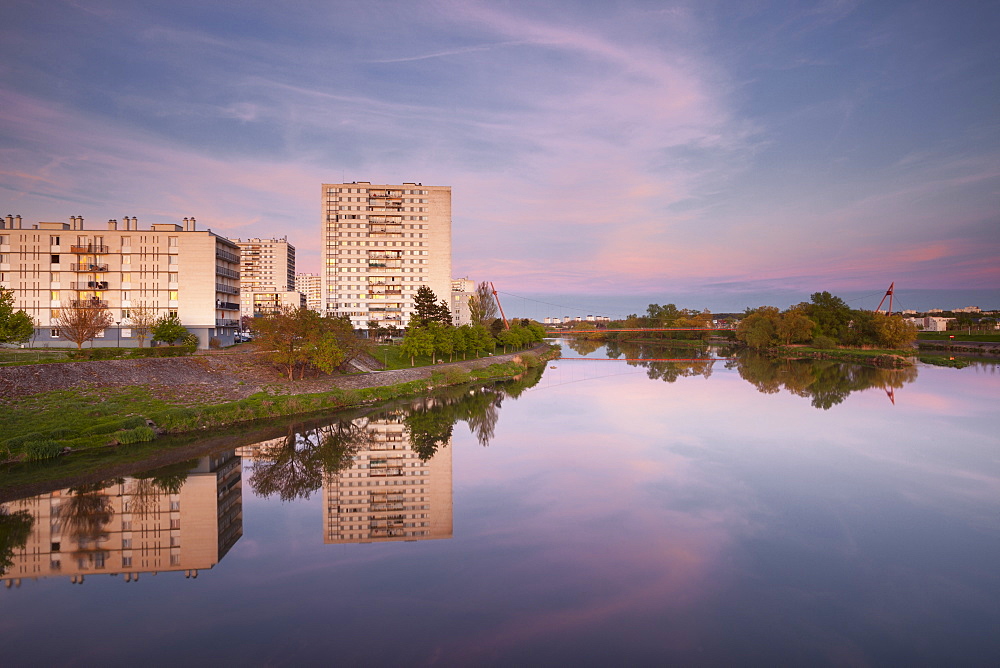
[321,182,451,330]
[231,237,300,318]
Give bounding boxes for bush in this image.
[443,367,471,384]
[209,337,222,349]
[812,335,837,350]
[519,352,540,368]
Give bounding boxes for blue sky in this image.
[2,0,997,306]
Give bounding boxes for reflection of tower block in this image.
[1,451,242,588]
[323,413,453,544]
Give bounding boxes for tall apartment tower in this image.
[0,215,240,348]
[231,237,301,318]
[321,182,451,330]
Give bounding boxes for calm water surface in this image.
[2,342,999,666]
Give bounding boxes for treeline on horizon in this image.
[564,291,919,350]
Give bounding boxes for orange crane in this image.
[490,281,510,330]
[876,282,895,315]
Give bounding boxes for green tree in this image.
[736,306,781,348]
[802,292,852,342]
[412,286,449,327]
[776,308,816,345]
[0,287,35,344]
[873,313,918,348]
[428,321,453,363]
[152,313,189,345]
[400,325,434,366]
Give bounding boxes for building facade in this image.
[321,182,452,330]
[295,272,323,313]
[0,215,240,348]
[450,277,475,326]
[230,237,298,319]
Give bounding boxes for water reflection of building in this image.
[1,451,242,588]
[323,410,453,544]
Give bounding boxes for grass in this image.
[372,342,536,370]
[0,355,550,466]
[773,345,916,367]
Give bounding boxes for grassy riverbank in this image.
[1,350,554,465]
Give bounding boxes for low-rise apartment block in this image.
[0,215,240,347]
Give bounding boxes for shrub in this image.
[209,337,222,349]
[443,367,470,384]
[520,352,540,368]
[812,335,837,350]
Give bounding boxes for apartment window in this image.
[50,290,59,300]
[122,538,132,549]
[168,236,178,247]
[168,309,177,317]
[50,236,60,246]
[169,291,178,300]
[122,556,132,567]
[168,256,177,265]
[50,254,59,263]
[121,236,130,246]
[122,255,131,265]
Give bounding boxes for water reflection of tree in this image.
[57,483,117,556]
[733,351,918,409]
[250,420,372,501]
[0,507,34,575]
[618,341,716,382]
[565,337,603,356]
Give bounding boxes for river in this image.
[2,340,998,665]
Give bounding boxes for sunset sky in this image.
[2,1,997,311]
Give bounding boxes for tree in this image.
[873,313,918,348]
[54,303,114,349]
[802,292,852,342]
[468,281,499,325]
[776,308,816,345]
[412,286,444,327]
[253,307,366,380]
[400,325,434,366]
[128,301,157,347]
[736,306,780,348]
[0,287,35,344]
[428,321,453,363]
[151,313,188,346]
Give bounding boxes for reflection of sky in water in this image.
[2,356,999,664]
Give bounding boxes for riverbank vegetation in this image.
[0,348,555,465]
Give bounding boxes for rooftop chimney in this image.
[15,215,23,229]
[108,219,118,230]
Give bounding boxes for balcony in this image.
[69,244,109,254]
[71,281,109,290]
[215,248,239,264]
[69,299,109,308]
[70,263,109,272]
[368,289,402,297]
[216,301,240,311]
[216,266,239,279]
[216,318,240,328]
[216,283,240,295]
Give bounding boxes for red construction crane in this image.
[490,281,510,330]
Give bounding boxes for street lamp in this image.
[115,321,121,348]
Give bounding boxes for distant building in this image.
[953,306,982,313]
[905,316,954,331]
[321,182,452,330]
[0,214,240,348]
[245,290,306,316]
[295,272,323,312]
[231,237,296,319]
[450,277,474,326]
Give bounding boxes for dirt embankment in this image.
[0,348,539,405]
